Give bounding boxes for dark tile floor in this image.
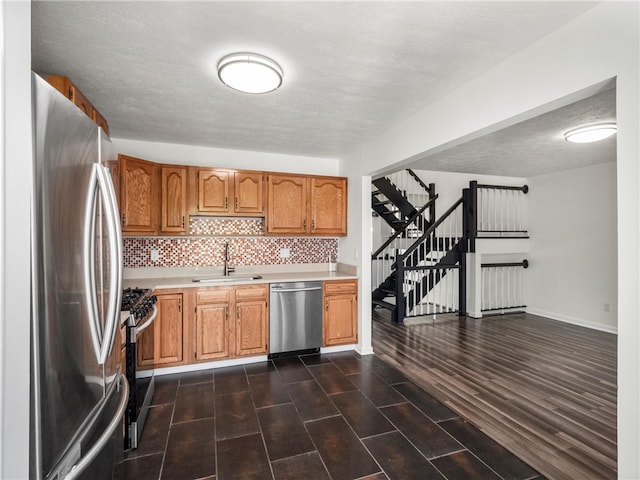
[122,352,546,480]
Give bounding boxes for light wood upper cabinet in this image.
[45,75,110,135]
[234,285,268,357]
[198,169,230,214]
[311,177,347,236]
[267,174,347,236]
[120,155,158,235]
[161,166,188,234]
[234,171,264,214]
[266,174,308,234]
[194,169,264,216]
[323,280,358,347]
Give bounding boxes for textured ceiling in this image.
[406,86,617,178]
[31,1,601,167]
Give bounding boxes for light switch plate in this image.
[279,248,290,258]
[150,249,159,261]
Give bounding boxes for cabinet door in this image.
[105,160,120,211]
[311,177,347,236]
[195,303,230,360]
[136,322,155,369]
[234,171,264,214]
[161,166,187,233]
[235,301,268,356]
[92,108,110,136]
[69,84,94,117]
[267,175,308,234]
[323,280,358,347]
[154,293,184,365]
[120,155,158,234]
[198,169,230,213]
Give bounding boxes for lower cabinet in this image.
[193,284,268,362]
[323,280,358,346]
[137,290,184,369]
[235,285,269,357]
[194,287,231,361]
[138,279,358,369]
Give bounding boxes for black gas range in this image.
[121,287,157,450]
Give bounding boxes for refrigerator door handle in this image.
[62,373,129,480]
[82,164,123,365]
[82,164,104,363]
[96,164,123,362]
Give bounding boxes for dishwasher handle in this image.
[271,286,323,293]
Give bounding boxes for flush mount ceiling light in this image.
[564,123,617,143]
[217,52,283,94]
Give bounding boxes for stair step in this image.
[380,288,396,296]
[371,190,381,195]
[372,200,394,206]
[372,299,395,311]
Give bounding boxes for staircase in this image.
[371,173,529,324]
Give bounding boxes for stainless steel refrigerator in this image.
[30,73,128,480]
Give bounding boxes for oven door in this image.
[124,305,157,450]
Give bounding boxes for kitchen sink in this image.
[191,274,263,283]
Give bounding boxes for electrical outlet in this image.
[279,248,290,258]
[151,249,159,261]
[603,302,611,312]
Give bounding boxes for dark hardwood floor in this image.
[372,311,617,480]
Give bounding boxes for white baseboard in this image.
[526,308,618,334]
[320,344,357,354]
[137,345,362,378]
[355,345,374,356]
[138,355,269,378]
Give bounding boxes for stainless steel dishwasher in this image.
[269,281,323,356]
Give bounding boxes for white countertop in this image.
[123,263,358,291]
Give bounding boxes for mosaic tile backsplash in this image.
[124,217,339,268]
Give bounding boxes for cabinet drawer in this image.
[196,287,232,304]
[236,284,268,302]
[324,280,357,295]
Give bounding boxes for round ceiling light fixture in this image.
[217,52,283,94]
[564,123,617,143]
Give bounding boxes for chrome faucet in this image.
[223,241,235,276]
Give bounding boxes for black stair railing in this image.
[371,170,437,320]
[394,195,467,322]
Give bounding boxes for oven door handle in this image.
[134,305,158,337]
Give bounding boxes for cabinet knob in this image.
[312,219,316,231]
[303,219,306,230]
[235,197,238,210]
[225,197,228,209]
[182,216,185,229]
